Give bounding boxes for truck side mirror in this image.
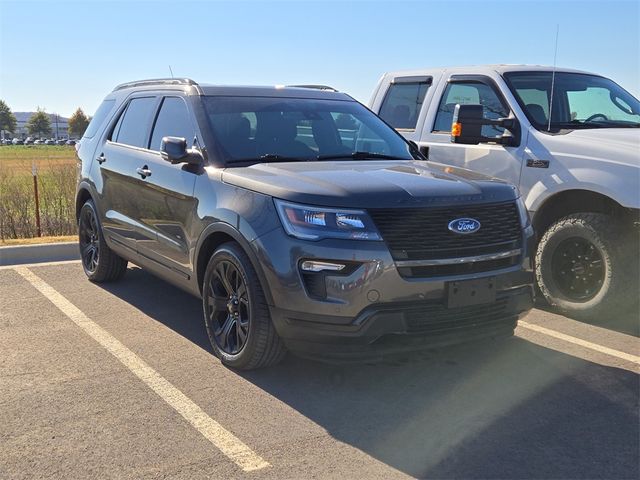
[451,104,484,145]
[451,104,519,147]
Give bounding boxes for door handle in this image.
[136,166,152,178]
[96,153,106,164]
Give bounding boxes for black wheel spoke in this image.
[206,258,251,355]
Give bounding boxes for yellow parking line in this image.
[519,320,640,366]
[14,266,270,472]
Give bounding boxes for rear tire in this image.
[202,242,286,370]
[535,213,638,321]
[78,200,127,282]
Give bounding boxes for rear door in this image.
[375,75,434,154]
[133,95,199,278]
[98,95,159,255]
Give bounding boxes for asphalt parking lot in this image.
[1,261,638,479]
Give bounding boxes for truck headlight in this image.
[516,197,531,227]
[274,199,382,241]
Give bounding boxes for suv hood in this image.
[221,160,517,208]
[545,128,640,168]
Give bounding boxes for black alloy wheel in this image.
[205,260,250,355]
[79,206,100,274]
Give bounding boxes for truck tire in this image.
[202,242,286,370]
[78,199,128,282]
[535,213,638,321]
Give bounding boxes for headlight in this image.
[516,197,530,227]
[274,199,382,241]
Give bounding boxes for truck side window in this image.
[433,82,509,137]
[379,82,430,130]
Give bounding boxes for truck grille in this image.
[369,201,522,277]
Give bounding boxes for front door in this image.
[133,96,199,277]
[421,75,526,188]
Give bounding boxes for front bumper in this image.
[252,225,535,359]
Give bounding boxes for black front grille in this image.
[370,201,522,261]
[398,256,519,278]
[404,296,514,334]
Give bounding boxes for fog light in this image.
[300,260,346,273]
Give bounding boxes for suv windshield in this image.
[203,96,415,164]
[504,71,640,130]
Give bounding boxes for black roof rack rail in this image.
[287,84,338,92]
[113,78,199,92]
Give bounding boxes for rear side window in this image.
[378,81,430,130]
[149,97,196,151]
[83,99,115,139]
[111,97,156,148]
[433,82,509,137]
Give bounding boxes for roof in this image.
[110,78,352,101]
[383,64,596,78]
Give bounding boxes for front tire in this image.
[78,200,127,282]
[535,213,638,321]
[202,242,286,370]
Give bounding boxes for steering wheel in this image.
[584,113,609,122]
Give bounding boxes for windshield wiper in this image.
[228,154,310,165]
[316,151,408,161]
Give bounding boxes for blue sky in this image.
[1,0,638,117]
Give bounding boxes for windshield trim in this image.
[502,71,640,133]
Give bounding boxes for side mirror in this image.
[160,136,203,166]
[451,104,519,147]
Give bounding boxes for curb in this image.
[0,242,80,266]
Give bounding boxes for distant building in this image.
[11,112,70,139]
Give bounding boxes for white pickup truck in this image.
[369,65,639,320]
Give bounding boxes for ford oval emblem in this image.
[448,218,481,235]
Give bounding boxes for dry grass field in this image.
[0,145,77,239]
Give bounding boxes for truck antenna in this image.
[547,24,560,132]
[168,65,175,79]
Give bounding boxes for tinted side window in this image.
[434,82,509,137]
[112,97,156,148]
[149,97,196,151]
[83,99,115,139]
[379,82,430,130]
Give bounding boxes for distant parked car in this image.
[44,139,55,145]
[56,139,67,145]
[66,139,76,146]
[34,139,43,145]
[24,137,34,145]
[12,138,24,145]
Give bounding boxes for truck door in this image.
[375,75,435,156]
[420,75,526,188]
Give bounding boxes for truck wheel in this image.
[78,200,127,282]
[535,213,638,321]
[202,242,286,370]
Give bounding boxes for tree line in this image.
[0,100,91,138]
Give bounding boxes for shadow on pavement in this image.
[535,297,640,337]
[101,267,640,479]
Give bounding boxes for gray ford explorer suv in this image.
[75,78,534,369]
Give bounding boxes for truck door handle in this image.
[136,166,152,178]
[96,153,106,164]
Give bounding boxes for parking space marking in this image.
[13,266,270,472]
[520,320,640,366]
[0,259,81,271]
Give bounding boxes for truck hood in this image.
[221,160,517,208]
[547,128,640,168]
